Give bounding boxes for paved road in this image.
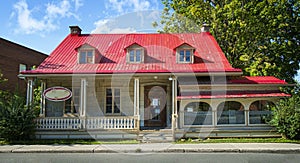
[1,153,300,163]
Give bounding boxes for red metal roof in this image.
[177,90,290,100]
[22,32,242,74]
[229,76,287,84]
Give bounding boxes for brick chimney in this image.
[201,23,210,32]
[69,26,82,35]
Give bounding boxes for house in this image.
[0,37,47,93]
[20,26,290,141]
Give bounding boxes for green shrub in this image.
[0,92,38,141]
[270,88,300,140]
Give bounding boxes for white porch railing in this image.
[86,116,137,129]
[35,117,82,130]
[35,116,138,130]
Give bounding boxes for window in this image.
[64,88,80,116]
[128,48,143,63]
[106,88,121,114]
[79,50,94,64]
[184,102,212,125]
[19,64,27,72]
[249,100,274,124]
[177,48,194,63]
[217,101,245,125]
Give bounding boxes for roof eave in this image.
[19,71,243,78]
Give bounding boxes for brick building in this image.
[0,37,47,93]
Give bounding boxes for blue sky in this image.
[0,0,163,54]
[0,0,299,81]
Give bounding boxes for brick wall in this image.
[0,37,47,94]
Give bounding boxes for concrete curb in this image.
[1,143,300,154]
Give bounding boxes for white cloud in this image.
[73,0,83,11]
[45,0,72,18]
[106,0,153,14]
[94,0,161,34]
[12,0,82,35]
[110,27,137,33]
[94,19,109,27]
[92,19,136,33]
[13,0,48,34]
[92,11,160,34]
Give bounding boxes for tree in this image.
[154,0,300,82]
[270,84,300,140]
[0,69,38,141]
[0,92,38,141]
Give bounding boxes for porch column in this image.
[80,78,87,130]
[40,81,46,117]
[80,78,87,117]
[26,78,33,106]
[134,78,140,129]
[171,77,178,140]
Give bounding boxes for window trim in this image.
[216,101,246,126]
[105,88,121,115]
[176,48,194,63]
[78,49,95,64]
[183,102,213,127]
[63,87,80,117]
[127,48,144,63]
[19,64,27,72]
[248,100,274,126]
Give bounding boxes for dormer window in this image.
[129,49,143,63]
[179,49,192,62]
[79,50,94,64]
[126,43,144,63]
[176,43,194,63]
[76,43,101,64]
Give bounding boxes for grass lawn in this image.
[176,138,300,144]
[0,139,139,145]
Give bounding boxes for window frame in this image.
[176,48,194,63]
[217,101,245,126]
[183,102,213,126]
[127,48,144,63]
[249,100,274,125]
[78,49,95,64]
[63,87,80,117]
[105,88,121,115]
[19,64,27,72]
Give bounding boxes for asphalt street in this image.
[1,153,300,163]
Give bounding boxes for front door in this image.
[144,85,167,128]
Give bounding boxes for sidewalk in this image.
[1,143,300,153]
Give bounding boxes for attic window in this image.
[127,48,144,63]
[177,49,194,63]
[176,44,194,63]
[179,49,192,62]
[79,50,94,64]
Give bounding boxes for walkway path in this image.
[1,143,300,153]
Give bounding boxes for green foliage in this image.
[270,84,300,140]
[155,0,300,82]
[0,92,38,141]
[33,83,42,113]
[0,70,7,84]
